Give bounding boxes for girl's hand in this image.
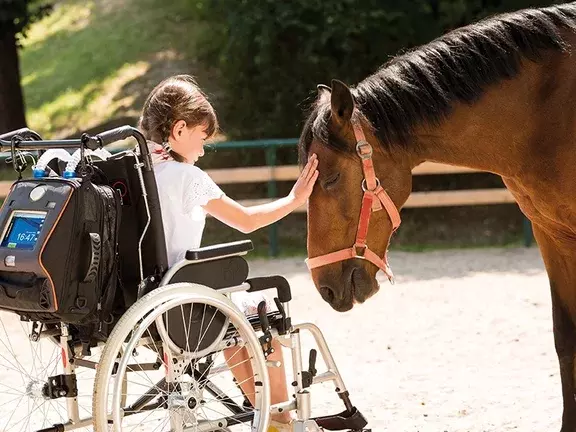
[204,153,319,234]
[290,153,319,206]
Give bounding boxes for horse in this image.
[298,2,576,430]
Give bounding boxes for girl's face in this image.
[170,120,209,164]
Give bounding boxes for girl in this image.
[139,74,318,431]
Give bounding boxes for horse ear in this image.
[330,79,354,125]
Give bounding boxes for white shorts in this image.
[230,291,275,316]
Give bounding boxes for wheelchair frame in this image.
[0,127,370,432]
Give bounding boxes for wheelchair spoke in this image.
[180,304,192,355]
[36,349,61,379]
[11,398,48,431]
[0,313,97,432]
[3,394,25,431]
[0,393,27,407]
[201,391,257,405]
[145,327,166,366]
[208,356,253,378]
[126,363,166,393]
[0,319,31,380]
[95,287,270,431]
[21,321,42,379]
[200,402,240,420]
[126,404,168,432]
[149,417,170,432]
[21,402,34,432]
[0,337,30,383]
[0,378,28,394]
[194,305,220,357]
[201,344,246,375]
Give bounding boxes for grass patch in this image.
[20,0,215,138]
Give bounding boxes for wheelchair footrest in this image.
[312,406,368,431]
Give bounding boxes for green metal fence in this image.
[0,137,533,255]
[205,138,534,256]
[205,138,299,257]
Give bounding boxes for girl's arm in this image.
[202,154,318,234]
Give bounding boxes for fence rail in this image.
[202,162,517,209]
[0,138,531,256]
[204,139,531,255]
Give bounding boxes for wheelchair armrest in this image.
[185,240,254,261]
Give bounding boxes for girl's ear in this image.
[171,119,187,139]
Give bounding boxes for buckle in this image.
[356,140,373,159]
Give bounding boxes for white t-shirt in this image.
[153,160,274,315]
[154,161,225,267]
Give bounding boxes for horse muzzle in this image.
[316,262,377,312]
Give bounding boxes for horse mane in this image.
[299,3,576,162]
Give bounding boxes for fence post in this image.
[265,147,279,257]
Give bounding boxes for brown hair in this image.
[139,74,219,162]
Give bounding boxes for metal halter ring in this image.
[361,177,380,192]
[354,243,368,259]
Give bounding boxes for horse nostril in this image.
[319,286,335,304]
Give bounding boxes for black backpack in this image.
[0,177,121,324]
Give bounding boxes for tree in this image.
[0,0,51,135]
[196,0,557,140]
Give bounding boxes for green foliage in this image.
[0,0,52,40]
[194,0,559,140]
[18,0,211,137]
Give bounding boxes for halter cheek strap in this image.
[305,121,401,282]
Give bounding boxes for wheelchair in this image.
[0,126,370,432]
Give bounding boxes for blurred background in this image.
[0,0,564,257]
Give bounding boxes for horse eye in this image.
[323,172,340,190]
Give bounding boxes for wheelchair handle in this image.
[0,136,94,151]
[94,126,153,170]
[94,125,135,147]
[0,125,153,171]
[0,127,42,141]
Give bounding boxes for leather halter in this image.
[305,120,402,282]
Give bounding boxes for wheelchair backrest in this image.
[92,151,168,305]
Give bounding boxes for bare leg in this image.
[224,339,292,423]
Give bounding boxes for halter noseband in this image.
[305,119,402,282]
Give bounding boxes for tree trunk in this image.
[0,30,26,135]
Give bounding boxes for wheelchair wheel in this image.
[0,312,98,431]
[93,282,271,432]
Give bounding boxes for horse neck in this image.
[408,59,551,179]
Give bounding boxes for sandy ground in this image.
[0,246,564,431]
[246,247,560,432]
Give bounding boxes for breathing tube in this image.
[32,148,112,178]
[63,148,112,178]
[32,149,73,178]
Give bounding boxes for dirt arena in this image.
[0,246,563,431]
[246,246,561,432]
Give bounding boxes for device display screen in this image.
[0,211,46,250]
